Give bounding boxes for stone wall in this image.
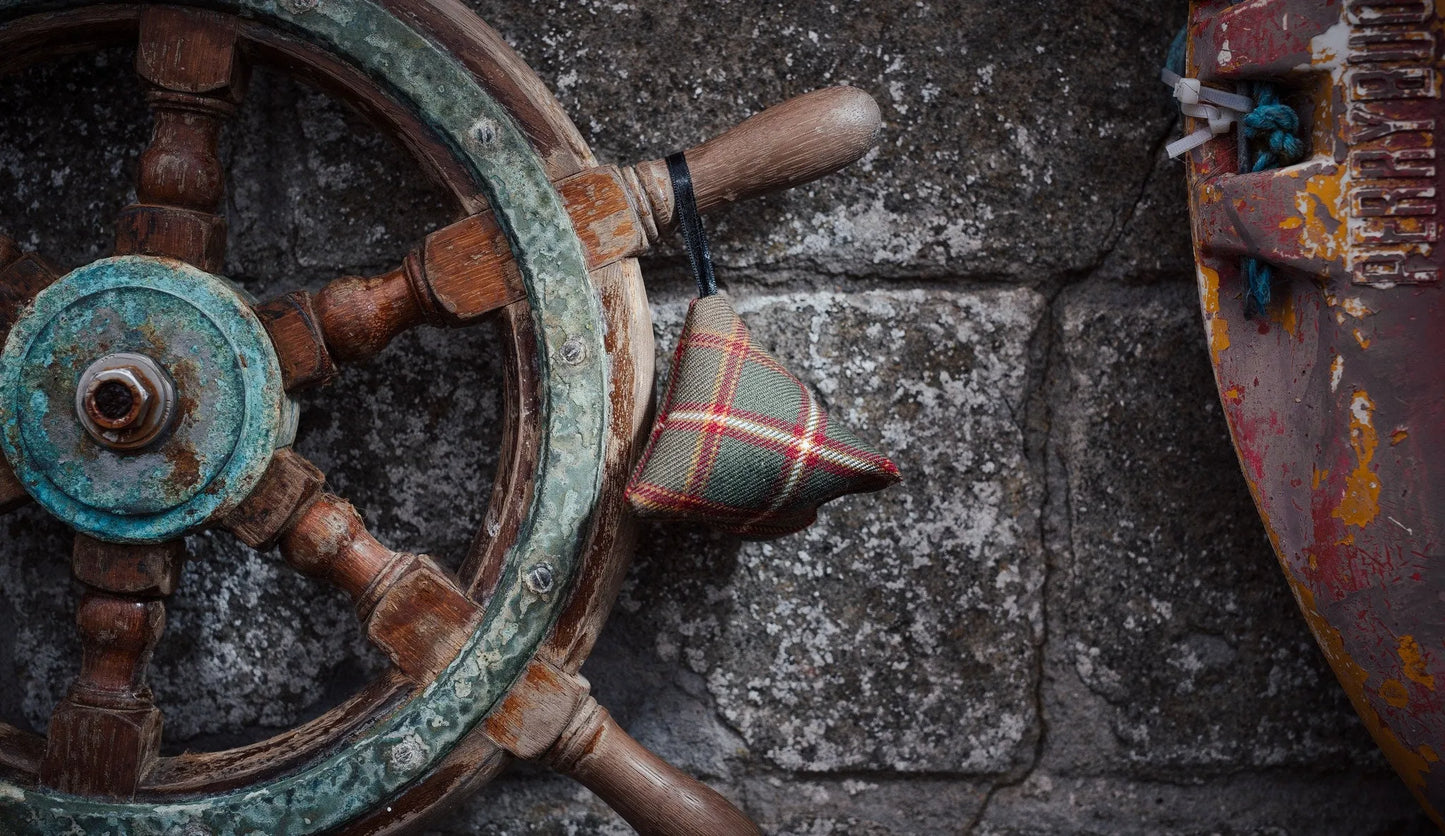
[0,0,1437,833]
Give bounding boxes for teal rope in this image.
[1165,25,1305,317]
[1239,83,1304,316]
[1166,26,1187,77]
[1242,85,1304,171]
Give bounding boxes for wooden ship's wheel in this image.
[0,1,881,832]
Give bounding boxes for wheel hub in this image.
[0,255,295,543]
[75,352,177,450]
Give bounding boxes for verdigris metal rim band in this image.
[0,0,609,832]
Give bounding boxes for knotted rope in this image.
[1163,27,1305,317]
[1239,83,1305,316]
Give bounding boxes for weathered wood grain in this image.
[305,218,527,365]
[277,489,481,682]
[116,8,243,272]
[71,536,185,598]
[555,166,649,270]
[221,448,326,549]
[39,588,167,798]
[254,292,338,391]
[0,457,28,513]
[421,212,527,322]
[544,697,761,836]
[0,234,19,268]
[0,251,59,338]
[628,86,883,230]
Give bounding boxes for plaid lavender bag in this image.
[624,153,899,539]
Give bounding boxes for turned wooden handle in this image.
[545,698,760,836]
[632,86,881,230]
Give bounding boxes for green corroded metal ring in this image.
[0,256,296,544]
[0,0,610,832]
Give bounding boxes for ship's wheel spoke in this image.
[38,536,184,798]
[114,7,246,272]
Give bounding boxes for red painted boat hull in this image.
[1186,0,1445,824]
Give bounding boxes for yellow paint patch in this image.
[1280,216,1303,230]
[1341,297,1375,319]
[1278,291,1299,337]
[1392,429,1409,446]
[1333,390,1381,528]
[1424,745,1441,764]
[1297,166,1348,264]
[1382,678,1411,708]
[1353,328,1371,349]
[1400,635,1436,691]
[1287,582,1441,823]
[1199,265,1230,362]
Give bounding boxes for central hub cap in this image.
[0,256,296,543]
[76,352,177,450]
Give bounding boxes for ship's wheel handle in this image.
[628,85,883,231]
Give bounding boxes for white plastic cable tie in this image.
[1202,86,1253,112]
[1166,127,1216,159]
[1168,106,1243,158]
[1161,68,1254,112]
[1162,67,1252,159]
[1177,77,1203,104]
[1179,102,1222,121]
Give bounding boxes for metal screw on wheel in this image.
[0,2,880,832]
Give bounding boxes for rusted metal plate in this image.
[1185,0,1445,824]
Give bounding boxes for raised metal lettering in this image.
[1354,186,1437,216]
[1347,29,1435,64]
[1350,147,1437,179]
[1349,106,1435,141]
[1349,67,1439,100]
[1351,218,1440,244]
[1354,252,1439,284]
[1345,0,1432,26]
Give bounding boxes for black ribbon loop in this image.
[666,151,718,298]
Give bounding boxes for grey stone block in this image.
[616,287,1048,774]
[1049,281,1388,772]
[0,48,147,269]
[744,775,991,835]
[477,0,1188,283]
[974,772,1429,836]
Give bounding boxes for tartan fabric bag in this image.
[624,152,900,539]
[626,294,900,539]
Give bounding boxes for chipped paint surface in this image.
[1197,263,1230,362]
[0,257,291,543]
[1188,0,1445,826]
[0,0,608,831]
[1298,165,1347,264]
[1332,389,1380,528]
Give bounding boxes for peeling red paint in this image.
[1188,0,1445,823]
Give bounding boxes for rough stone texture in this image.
[1047,281,1384,774]
[620,289,1047,775]
[0,0,1436,834]
[474,0,1187,284]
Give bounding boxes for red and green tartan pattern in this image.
[626,295,901,539]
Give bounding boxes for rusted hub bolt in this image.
[75,353,177,451]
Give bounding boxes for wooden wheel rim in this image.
[0,0,642,831]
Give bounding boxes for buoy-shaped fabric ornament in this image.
[626,153,900,539]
